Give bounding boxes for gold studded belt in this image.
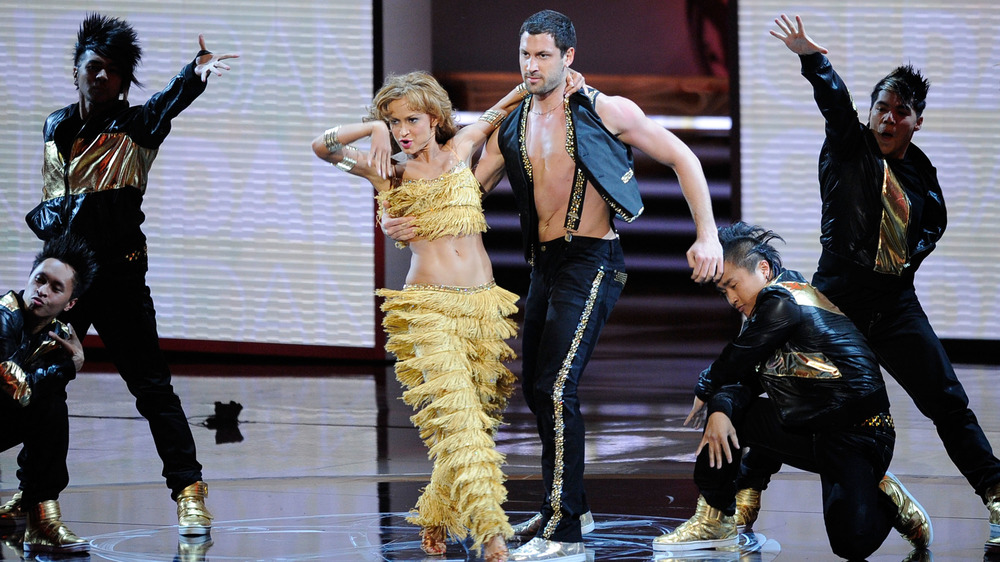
[856,412,894,429]
[125,245,148,262]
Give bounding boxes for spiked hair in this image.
[871,64,930,117]
[718,221,784,277]
[74,12,143,89]
[32,235,98,299]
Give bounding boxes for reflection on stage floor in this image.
[2,353,999,560]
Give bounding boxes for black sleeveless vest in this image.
[498,87,643,263]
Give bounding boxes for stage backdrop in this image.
[740,1,1000,340]
[0,1,377,351]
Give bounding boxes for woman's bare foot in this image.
[484,534,509,562]
[420,526,446,556]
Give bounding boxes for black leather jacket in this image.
[27,60,206,267]
[800,53,947,307]
[695,270,888,430]
[0,291,76,402]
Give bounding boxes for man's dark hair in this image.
[718,221,784,275]
[74,12,144,89]
[32,235,98,299]
[870,64,930,117]
[519,10,577,55]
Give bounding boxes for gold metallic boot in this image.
[880,472,933,549]
[0,527,25,559]
[22,500,89,553]
[652,495,737,552]
[177,481,213,536]
[0,491,25,526]
[985,482,1000,550]
[735,488,761,531]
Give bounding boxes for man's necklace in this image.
[530,103,563,116]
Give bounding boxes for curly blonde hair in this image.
[368,71,458,144]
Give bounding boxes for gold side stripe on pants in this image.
[543,268,605,539]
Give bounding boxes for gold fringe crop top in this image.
[376,161,487,244]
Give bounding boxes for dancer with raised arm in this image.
[313,69,581,561]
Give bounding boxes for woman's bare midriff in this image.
[404,234,494,287]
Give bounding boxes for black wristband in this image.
[197,49,212,57]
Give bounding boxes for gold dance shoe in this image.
[0,491,25,526]
[23,500,89,553]
[652,495,737,552]
[735,488,761,530]
[880,472,933,549]
[177,481,213,536]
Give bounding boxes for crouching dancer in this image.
[0,235,97,553]
[653,222,931,560]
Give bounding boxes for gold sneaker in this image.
[0,491,25,526]
[22,500,89,553]
[177,481,213,536]
[880,472,932,549]
[987,482,1000,526]
[0,528,25,559]
[735,488,761,531]
[986,482,1000,551]
[652,495,737,552]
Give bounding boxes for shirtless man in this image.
[480,10,722,561]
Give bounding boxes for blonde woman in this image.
[312,71,581,561]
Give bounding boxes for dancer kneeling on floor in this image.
[0,235,97,554]
[654,222,932,560]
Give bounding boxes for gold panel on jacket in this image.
[875,161,911,275]
[41,134,158,201]
[776,281,843,316]
[762,349,842,379]
[0,292,19,314]
[23,320,72,366]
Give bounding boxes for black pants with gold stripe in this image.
[521,236,626,543]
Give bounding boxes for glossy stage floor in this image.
[2,299,999,561]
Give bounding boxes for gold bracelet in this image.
[324,126,343,153]
[478,109,506,129]
[515,83,528,99]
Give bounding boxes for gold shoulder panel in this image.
[776,281,843,316]
[0,292,19,314]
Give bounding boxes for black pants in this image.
[1,387,70,504]
[837,286,1000,499]
[63,262,202,498]
[521,237,626,543]
[740,285,1000,501]
[699,398,896,561]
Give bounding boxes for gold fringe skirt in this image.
[377,281,518,551]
